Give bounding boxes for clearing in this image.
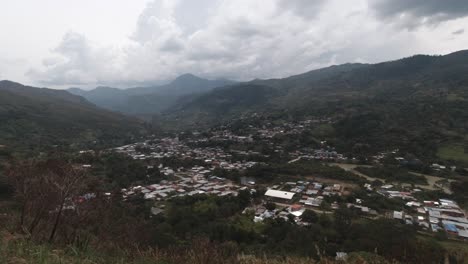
[437,144,468,163]
[328,163,453,193]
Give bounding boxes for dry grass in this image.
[0,232,398,264]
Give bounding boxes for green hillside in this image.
[166,51,468,161]
[0,81,147,153]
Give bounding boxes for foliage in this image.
[165,51,468,162]
[301,210,318,223]
[69,74,235,115]
[355,166,427,185]
[450,180,468,208]
[80,152,164,188]
[0,157,455,263]
[437,143,468,163]
[265,202,276,211]
[0,81,147,154]
[245,160,366,184]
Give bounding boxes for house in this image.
[393,211,404,220]
[290,204,302,211]
[458,230,468,240]
[444,223,458,235]
[336,252,348,261]
[151,207,164,216]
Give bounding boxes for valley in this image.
[1,51,468,263]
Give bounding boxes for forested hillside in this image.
[0,81,146,153]
[168,51,468,161]
[69,74,235,114]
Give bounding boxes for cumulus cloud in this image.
[27,32,124,85]
[26,0,468,87]
[369,0,468,29]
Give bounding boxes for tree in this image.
[46,161,87,243]
[301,210,318,223]
[319,201,331,211]
[371,179,383,187]
[318,213,332,228]
[334,206,356,238]
[6,159,88,242]
[265,202,276,211]
[237,189,251,207]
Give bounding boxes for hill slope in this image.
[68,74,236,114]
[0,81,146,152]
[168,51,468,160]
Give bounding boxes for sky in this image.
[1,0,467,89]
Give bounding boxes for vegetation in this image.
[165,51,468,162]
[74,152,164,188]
[0,235,401,264]
[451,180,468,209]
[2,51,468,263]
[0,81,147,154]
[0,157,459,263]
[68,74,235,115]
[245,160,366,184]
[437,144,468,163]
[355,166,428,185]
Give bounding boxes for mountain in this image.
[168,50,468,161]
[0,80,146,153]
[68,74,236,115]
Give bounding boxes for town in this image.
[99,118,468,243]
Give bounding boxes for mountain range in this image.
[1,50,467,161]
[166,50,468,161]
[68,73,235,115]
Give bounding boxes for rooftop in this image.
[265,189,295,200]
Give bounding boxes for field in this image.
[437,144,468,163]
[329,163,453,193]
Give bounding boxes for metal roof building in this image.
[265,189,295,200]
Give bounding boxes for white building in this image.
[264,190,295,200]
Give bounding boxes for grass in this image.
[0,232,336,264]
[311,124,335,138]
[0,235,141,264]
[437,144,468,162]
[0,232,400,264]
[446,93,466,101]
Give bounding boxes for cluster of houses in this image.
[109,123,468,243]
[377,184,416,200]
[121,167,248,204]
[376,184,468,240]
[249,202,309,224]
[288,148,347,163]
[393,199,468,240]
[114,137,259,172]
[247,181,346,223]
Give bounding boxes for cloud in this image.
[452,28,465,35]
[369,0,468,29]
[0,57,28,82]
[277,0,327,19]
[27,31,124,85]
[26,0,467,87]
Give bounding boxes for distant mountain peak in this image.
[173,73,204,83]
[94,86,121,91]
[0,80,24,87]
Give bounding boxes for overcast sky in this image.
[1,0,467,88]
